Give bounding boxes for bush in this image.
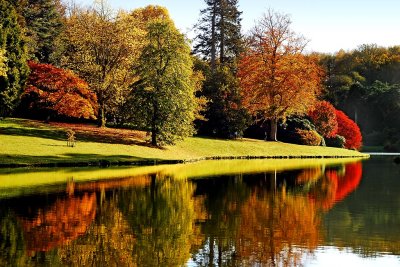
[278,116,317,144]
[296,129,323,146]
[336,110,362,150]
[325,135,346,148]
[309,101,338,138]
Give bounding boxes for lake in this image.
[0,157,399,266]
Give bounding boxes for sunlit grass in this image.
[0,118,368,166]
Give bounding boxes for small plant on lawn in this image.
[66,129,76,147]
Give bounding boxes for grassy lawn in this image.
[0,118,368,166]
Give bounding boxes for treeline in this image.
[0,0,397,150]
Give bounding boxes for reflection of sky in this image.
[304,246,400,267]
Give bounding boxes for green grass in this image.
[0,118,368,166]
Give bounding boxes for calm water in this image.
[0,157,399,266]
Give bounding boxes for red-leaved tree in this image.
[21,61,98,120]
[308,101,338,138]
[335,109,362,150]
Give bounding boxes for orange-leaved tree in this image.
[238,10,323,141]
[308,100,338,138]
[21,61,97,120]
[335,109,362,150]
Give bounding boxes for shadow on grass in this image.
[0,153,164,168]
[1,119,155,147]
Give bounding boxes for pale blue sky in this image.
[76,0,400,53]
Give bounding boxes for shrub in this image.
[308,101,338,138]
[19,61,98,120]
[296,129,323,146]
[325,135,346,148]
[336,110,362,150]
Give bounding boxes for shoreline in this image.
[0,154,370,169]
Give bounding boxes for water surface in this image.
[0,157,399,266]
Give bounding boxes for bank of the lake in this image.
[0,118,368,168]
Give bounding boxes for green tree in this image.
[130,17,199,146]
[194,0,243,69]
[194,0,248,138]
[0,0,29,117]
[10,0,64,63]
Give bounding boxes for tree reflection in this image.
[236,188,320,266]
[118,174,199,266]
[20,193,96,254]
[309,162,363,210]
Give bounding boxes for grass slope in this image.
[0,118,368,166]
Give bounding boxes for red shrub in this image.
[308,100,338,138]
[21,61,98,119]
[335,109,362,150]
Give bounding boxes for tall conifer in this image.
[0,0,29,117]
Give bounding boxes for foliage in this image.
[0,48,7,77]
[296,129,323,146]
[196,62,250,138]
[61,0,144,126]
[309,101,338,138]
[336,110,362,150]
[325,135,346,148]
[20,61,97,120]
[193,1,247,139]
[194,0,243,69]
[11,0,64,63]
[320,44,400,149]
[129,18,199,146]
[0,0,29,117]
[238,10,323,141]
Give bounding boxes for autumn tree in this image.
[238,10,323,141]
[130,16,200,146]
[19,61,97,120]
[308,100,338,138]
[335,109,362,150]
[61,0,143,127]
[0,0,29,117]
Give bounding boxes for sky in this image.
[75,0,400,53]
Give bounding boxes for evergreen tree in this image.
[194,0,249,138]
[0,0,29,117]
[20,0,64,63]
[194,0,242,69]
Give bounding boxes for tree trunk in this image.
[268,118,278,141]
[210,0,217,72]
[151,102,158,146]
[98,105,106,127]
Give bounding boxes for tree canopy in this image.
[238,10,323,141]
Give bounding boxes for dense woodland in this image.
[0,0,398,150]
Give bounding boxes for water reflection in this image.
[0,158,398,266]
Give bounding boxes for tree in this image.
[61,0,143,127]
[19,61,97,120]
[194,0,243,70]
[0,0,29,117]
[308,100,338,138]
[238,10,323,141]
[10,0,64,63]
[130,17,200,146]
[335,109,362,150]
[193,0,248,138]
